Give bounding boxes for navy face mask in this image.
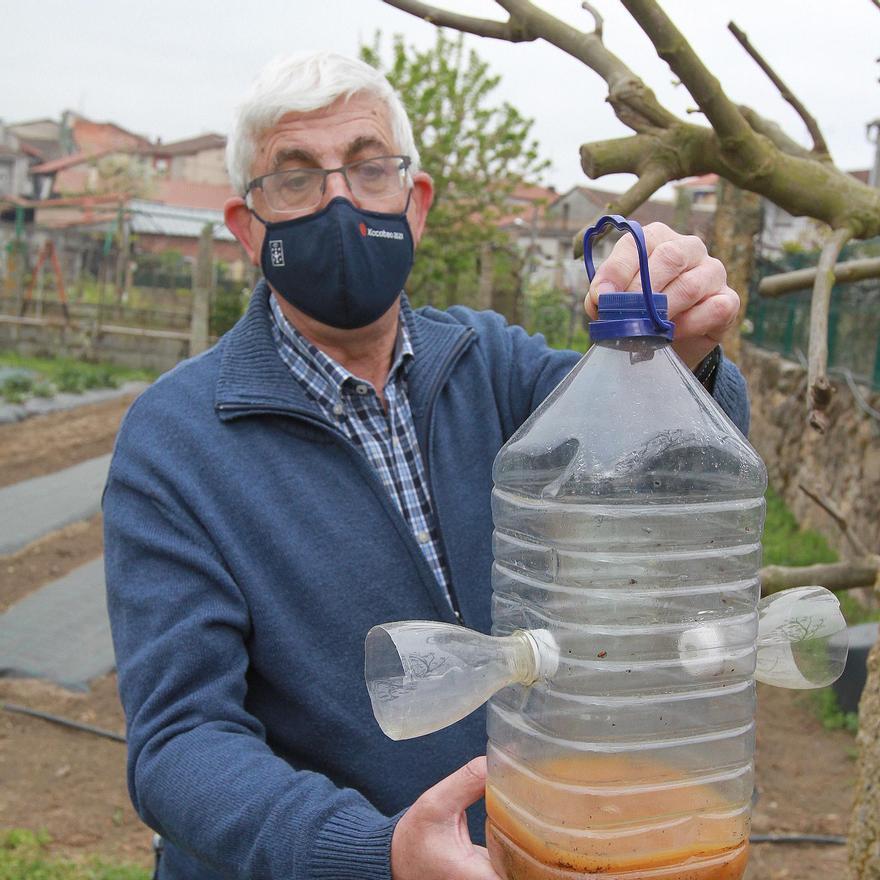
[255,196,414,330]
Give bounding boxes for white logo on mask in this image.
[366,227,404,241]
[269,240,285,267]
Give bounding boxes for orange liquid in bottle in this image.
[485,754,749,880]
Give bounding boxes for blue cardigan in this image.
[103,282,749,880]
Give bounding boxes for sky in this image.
[3,0,878,196]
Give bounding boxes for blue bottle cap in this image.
[582,215,675,342]
[590,292,672,341]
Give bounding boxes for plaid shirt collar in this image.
[268,294,414,407]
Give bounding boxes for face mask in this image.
[255,196,414,330]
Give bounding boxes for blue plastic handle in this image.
[582,214,674,336]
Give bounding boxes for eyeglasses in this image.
[246,155,412,216]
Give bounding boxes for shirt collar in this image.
[268,293,413,399]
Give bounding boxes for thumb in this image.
[585,278,615,319]
[417,756,488,823]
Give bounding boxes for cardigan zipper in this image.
[418,327,476,625]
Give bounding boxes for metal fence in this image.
[746,245,880,392]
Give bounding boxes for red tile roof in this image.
[29,150,112,174]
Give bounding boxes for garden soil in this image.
[0,396,860,877]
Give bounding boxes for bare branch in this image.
[581,1,603,39]
[798,483,872,557]
[728,22,829,157]
[737,105,817,160]
[388,0,880,244]
[381,0,532,41]
[620,0,763,165]
[759,257,880,297]
[808,227,853,432]
[761,558,880,595]
[606,166,669,215]
[495,0,681,129]
[579,134,656,178]
[572,165,669,257]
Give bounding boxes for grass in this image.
[0,351,156,404]
[762,487,838,569]
[763,486,874,732]
[0,830,149,880]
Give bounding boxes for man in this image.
[104,52,747,880]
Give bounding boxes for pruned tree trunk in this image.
[850,634,880,879]
[712,179,762,363]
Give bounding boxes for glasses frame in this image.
[245,154,412,217]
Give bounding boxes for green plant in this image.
[761,487,838,569]
[0,829,150,880]
[0,352,154,400]
[809,686,860,734]
[1,373,35,403]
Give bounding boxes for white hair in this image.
[226,51,419,195]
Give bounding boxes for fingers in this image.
[416,756,488,824]
[661,257,727,318]
[671,286,740,369]
[581,221,739,371]
[585,223,708,318]
[391,756,504,880]
[673,286,740,342]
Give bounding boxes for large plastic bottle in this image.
[485,216,766,879]
[364,216,847,880]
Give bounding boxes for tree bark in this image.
[850,633,880,879]
[759,258,880,297]
[711,178,762,363]
[760,558,880,595]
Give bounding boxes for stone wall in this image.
[0,319,190,374]
[740,343,880,555]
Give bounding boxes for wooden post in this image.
[190,223,213,357]
[476,242,494,311]
[114,208,129,306]
[712,178,762,363]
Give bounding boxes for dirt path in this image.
[0,394,137,489]
[0,397,860,876]
[0,514,104,613]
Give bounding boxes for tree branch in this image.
[606,166,669,215]
[728,22,829,157]
[737,105,817,160]
[798,483,872,557]
[620,0,763,165]
[759,257,880,297]
[581,1,603,39]
[579,134,656,177]
[572,165,669,257]
[494,0,681,129]
[761,558,880,595]
[808,226,853,432]
[381,0,532,41]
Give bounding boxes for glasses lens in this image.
[263,169,323,212]
[349,156,407,201]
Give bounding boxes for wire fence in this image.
[746,244,880,392]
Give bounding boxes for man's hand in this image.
[585,222,740,370]
[391,756,502,880]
